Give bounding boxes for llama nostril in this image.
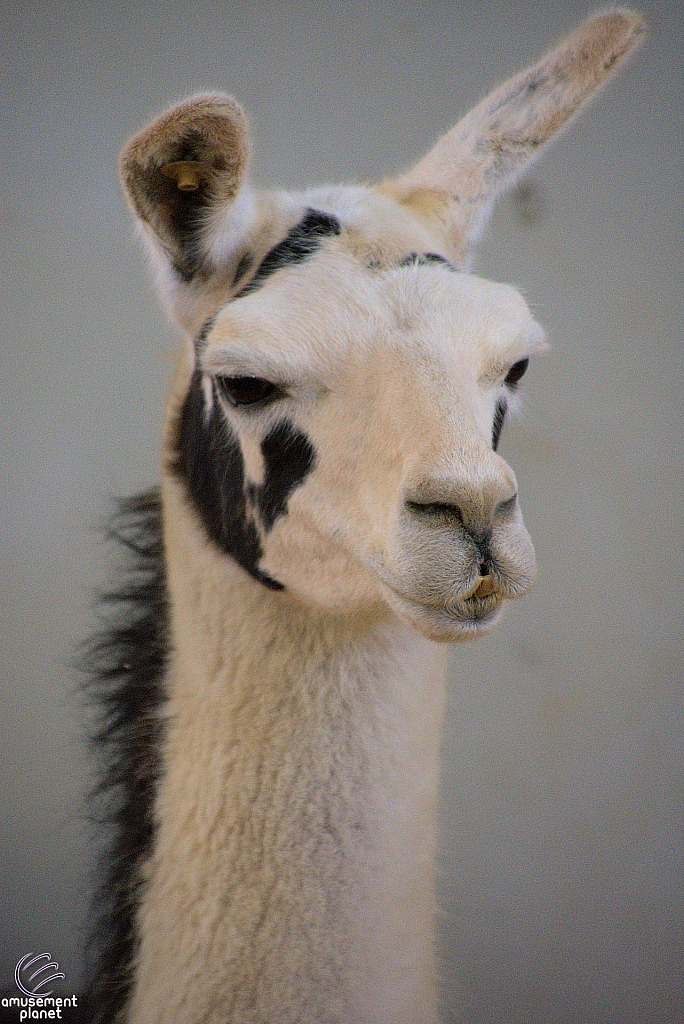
[405,499,463,525]
[406,487,516,533]
[496,493,518,518]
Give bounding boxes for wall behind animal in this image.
[1,1,681,1020]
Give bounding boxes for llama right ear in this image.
[384,8,644,257]
[119,93,252,291]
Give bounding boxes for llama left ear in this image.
[384,8,644,255]
[120,92,252,288]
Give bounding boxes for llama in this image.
[86,10,643,1023]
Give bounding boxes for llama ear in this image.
[119,93,252,287]
[385,9,644,253]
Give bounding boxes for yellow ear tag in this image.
[161,161,206,192]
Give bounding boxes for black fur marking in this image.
[232,251,254,287]
[196,312,217,352]
[172,371,317,588]
[492,396,508,451]
[398,251,456,269]
[255,419,317,531]
[171,370,283,589]
[81,490,169,1022]
[235,208,341,298]
[174,368,317,565]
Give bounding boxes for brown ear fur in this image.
[119,93,250,281]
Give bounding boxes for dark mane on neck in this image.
[81,488,169,1022]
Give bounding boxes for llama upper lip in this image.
[458,574,498,601]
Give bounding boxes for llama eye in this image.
[504,358,529,389]
[215,376,283,408]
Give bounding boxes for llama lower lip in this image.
[446,593,503,624]
[383,585,504,641]
[452,591,501,613]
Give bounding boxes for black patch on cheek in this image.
[492,397,507,451]
[170,371,284,591]
[256,420,317,531]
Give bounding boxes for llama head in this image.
[120,10,642,642]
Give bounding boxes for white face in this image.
[178,220,546,642]
[124,15,642,642]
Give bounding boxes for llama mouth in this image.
[382,585,504,642]
[449,591,502,620]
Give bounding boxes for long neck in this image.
[128,483,448,1024]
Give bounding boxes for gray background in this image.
[1,1,682,1020]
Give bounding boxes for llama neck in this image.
[129,489,448,1024]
